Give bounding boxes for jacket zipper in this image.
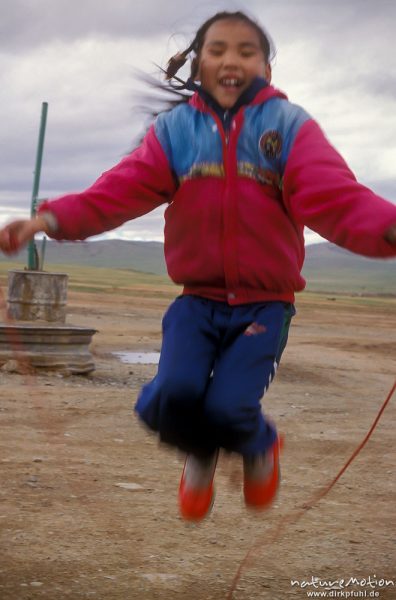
[224,110,230,145]
[208,108,243,301]
[208,109,229,173]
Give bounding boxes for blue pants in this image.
[135,295,294,457]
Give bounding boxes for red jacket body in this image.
[39,84,396,304]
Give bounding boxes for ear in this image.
[264,63,272,83]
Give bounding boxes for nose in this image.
[222,49,239,68]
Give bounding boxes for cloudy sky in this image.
[1,0,395,244]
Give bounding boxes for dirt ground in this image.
[0,287,395,600]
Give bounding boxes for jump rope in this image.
[227,378,396,599]
[0,282,395,599]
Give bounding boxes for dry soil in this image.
[0,289,395,600]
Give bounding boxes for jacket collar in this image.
[187,77,288,127]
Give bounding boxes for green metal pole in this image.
[39,236,47,270]
[27,101,48,270]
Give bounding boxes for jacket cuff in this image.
[39,210,59,234]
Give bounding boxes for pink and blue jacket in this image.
[39,81,396,304]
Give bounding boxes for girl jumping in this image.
[1,11,395,522]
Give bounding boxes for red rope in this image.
[226,379,396,599]
[1,280,394,598]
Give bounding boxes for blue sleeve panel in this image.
[154,104,223,179]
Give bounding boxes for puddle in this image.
[113,351,160,364]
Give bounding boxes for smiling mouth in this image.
[219,78,243,88]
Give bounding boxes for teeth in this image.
[221,78,240,87]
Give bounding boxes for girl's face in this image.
[195,18,271,109]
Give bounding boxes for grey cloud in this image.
[0,0,179,49]
[3,0,392,52]
[365,179,396,201]
[1,0,392,79]
[352,73,396,100]
[0,0,265,51]
[7,0,384,54]
[1,0,395,240]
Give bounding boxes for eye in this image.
[208,48,223,57]
[240,49,258,58]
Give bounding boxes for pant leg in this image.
[204,302,294,455]
[135,295,220,456]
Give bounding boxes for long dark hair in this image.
[137,11,275,118]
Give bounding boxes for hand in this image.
[384,223,396,245]
[0,216,49,255]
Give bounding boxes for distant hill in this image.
[302,243,395,295]
[1,240,395,295]
[0,239,167,275]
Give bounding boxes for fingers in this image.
[384,223,396,245]
[0,220,36,255]
[0,227,16,254]
[0,234,20,255]
[8,230,20,253]
[0,216,51,255]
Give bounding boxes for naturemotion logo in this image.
[290,575,394,598]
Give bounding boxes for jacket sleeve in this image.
[38,125,176,241]
[282,119,396,258]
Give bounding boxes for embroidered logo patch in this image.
[259,130,283,159]
[244,322,267,336]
